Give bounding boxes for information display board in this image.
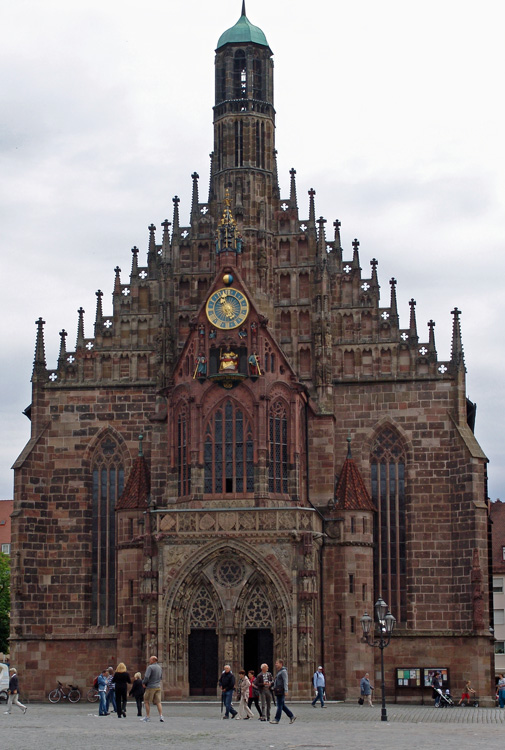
[396,668,421,687]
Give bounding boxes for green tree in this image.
[0,553,10,654]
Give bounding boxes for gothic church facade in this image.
[11,7,492,701]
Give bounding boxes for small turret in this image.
[131,246,139,278]
[191,172,200,219]
[389,277,398,326]
[57,329,67,371]
[147,224,157,267]
[428,319,437,357]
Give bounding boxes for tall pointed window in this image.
[269,401,288,494]
[177,406,191,496]
[204,400,254,494]
[91,437,124,626]
[233,50,247,98]
[370,427,407,623]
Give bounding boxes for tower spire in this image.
[451,307,465,370]
[57,329,67,370]
[428,319,437,355]
[172,196,180,237]
[76,307,85,349]
[389,277,398,324]
[409,298,418,342]
[131,246,139,277]
[242,0,246,16]
[289,168,298,208]
[191,172,200,217]
[32,317,47,381]
[94,289,103,334]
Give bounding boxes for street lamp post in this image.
[360,597,396,722]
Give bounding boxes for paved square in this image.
[2,701,505,750]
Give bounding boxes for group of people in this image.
[219,659,297,724]
[96,655,164,721]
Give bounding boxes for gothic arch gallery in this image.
[11,6,491,701]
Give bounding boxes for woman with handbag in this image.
[360,672,374,706]
[235,670,254,719]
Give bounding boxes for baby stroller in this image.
[435,688,455,707]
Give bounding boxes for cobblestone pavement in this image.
[1,701,504,750]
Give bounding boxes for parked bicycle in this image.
[86,687,99,702]
[48,681,81,703]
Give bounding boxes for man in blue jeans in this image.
[97,669,109,716]
[218,665,237,719]
[270,659,296,724]
[312,666,326,707]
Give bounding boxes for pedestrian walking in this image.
[247,670,262,717]
[458,679,476,706]
[497,674,505,708]
[360,672,374,706]
[269,659,296,724]
[236,670,254,719]
[431,671,442,707]
[129,672,145,717]
[219,664,237,719]
[105,666,117,714]
[254,663,273,721]
[4,668,27,715]
[142,655,164,722]
[312,665,326,707]
[97,668,109,716]
[112,662,131,718]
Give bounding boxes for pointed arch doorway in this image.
[188,629,218,696]
[243,629,273,674]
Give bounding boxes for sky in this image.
[1,0,504,502]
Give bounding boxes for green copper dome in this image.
[217,8,269,50]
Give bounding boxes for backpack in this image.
[93,675,99,689]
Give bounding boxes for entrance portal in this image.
[188,629,218,696]
[243,629,274,674]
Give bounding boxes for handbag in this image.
[274,685,284,696]
[358,696,364,705]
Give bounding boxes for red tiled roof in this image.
[334,455,376,512]
[116,455,150,510]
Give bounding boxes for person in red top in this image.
[247,670,262,718]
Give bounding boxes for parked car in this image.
[0,662,9,702]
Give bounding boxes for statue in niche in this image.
[193,353,207,379]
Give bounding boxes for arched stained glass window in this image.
[204,400,254,494]
[91,437,124,626]
[177,406,191,497]
[269,401,288,494]
[370,427,407,623]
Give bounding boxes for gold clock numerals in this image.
[206,287,249,330]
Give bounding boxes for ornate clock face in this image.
[206,287,249,330]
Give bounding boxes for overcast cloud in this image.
[1,0,503,501]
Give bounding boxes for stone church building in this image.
[11,5,492,701]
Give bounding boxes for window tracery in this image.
[269,400,288,494]
[370,426,407,623]
[177,404,191,497]
[204,400,254,494]
[190,586,218,628]
[91,436,124,626]
[244,585,272,628]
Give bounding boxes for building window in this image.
[502,546,505,561]
[349,574,354,594]
[204,400,254,494]
[493,577,504,594]
[494,609,505,626]
[1,543,10,555]
[371,426,407,623]
[495,642,505,655]
[362,583,367,601]
[350,616,355,634]
[351,516,356,533]
[268,400,288,494]
[91,437,124,627]
[177,406,191,497]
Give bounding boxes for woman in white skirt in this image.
[235,670,254,719]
